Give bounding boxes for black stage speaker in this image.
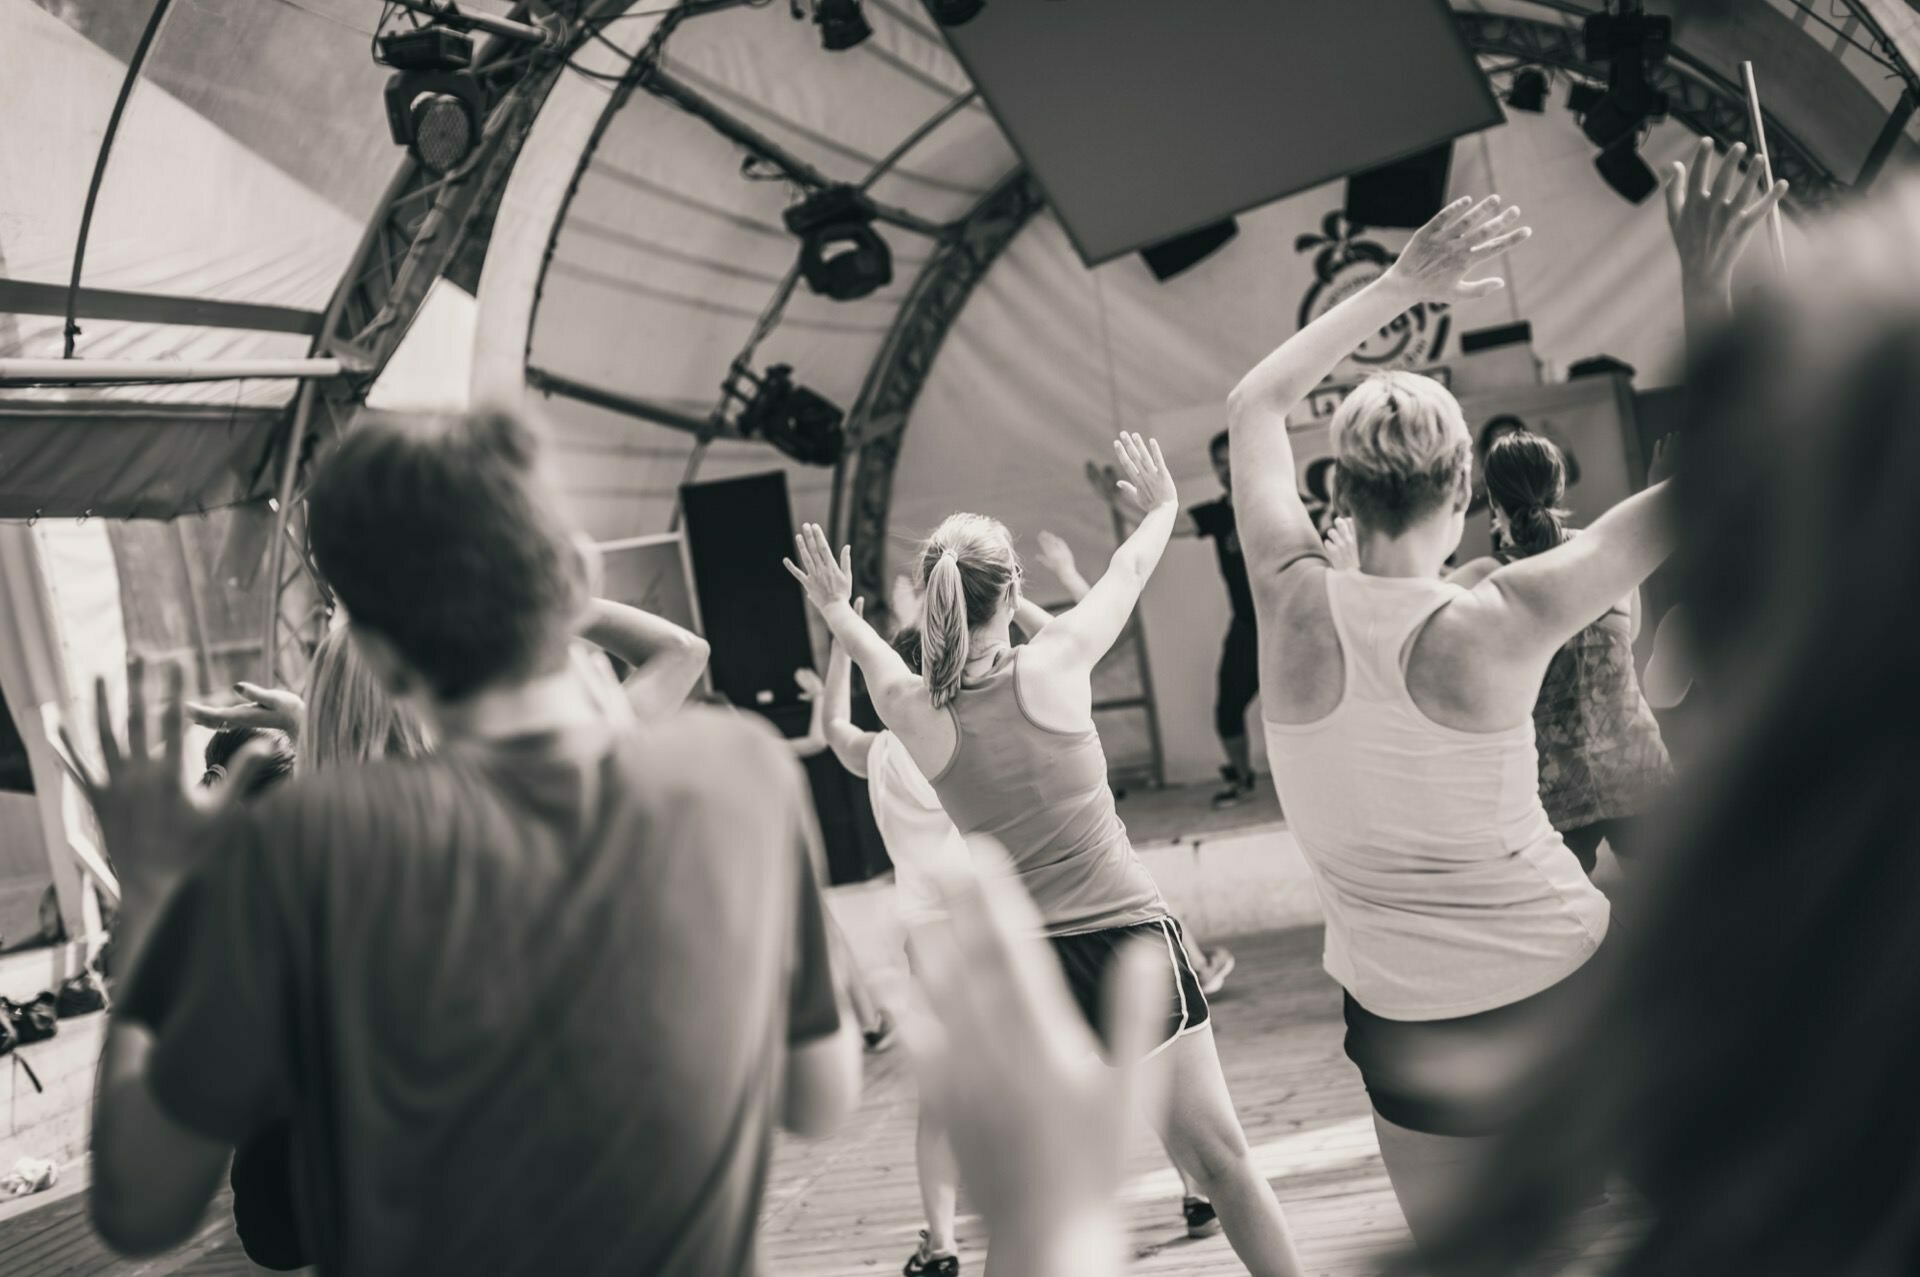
[1346,142,1455,229]
[1139,219,1239,281]
[678,471,815,713]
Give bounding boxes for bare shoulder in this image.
[1406,585,1551,730]
[1445,556,1501,589]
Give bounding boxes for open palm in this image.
[1384,194,1531,304]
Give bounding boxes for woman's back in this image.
[930,649,1165,936]
[1530,603,1671,829]
[1263,570,1609,1020]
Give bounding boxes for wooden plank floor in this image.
[0,926,1642,1276]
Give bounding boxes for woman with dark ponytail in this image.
[788,433,1305,1276]
[1449,430,1672,872]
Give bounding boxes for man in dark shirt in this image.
[1186,430,1261,808]
[83,408,859,1275]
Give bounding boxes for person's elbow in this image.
[782,1022,862,1138]
[91,1175,207,1257]
[676,631,713,673]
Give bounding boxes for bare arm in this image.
[92,1023,232,1255]
[1446,556,1501,589]
[1032,531,1093,603]
[787,669,829,758]
[822,619,880,779]
[785,528,923,717]
[1228,195,1527,585]
[1470,482,1674,657]
[578,598,712,720]
[1027,435,1178,673]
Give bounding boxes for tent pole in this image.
[260,383,314,686]
[0,357,344,384]
[63,0,174,359]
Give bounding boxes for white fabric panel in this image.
[0,0,358,408]
[365,280,478,414]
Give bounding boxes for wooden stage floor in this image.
[0,926,1642,1276]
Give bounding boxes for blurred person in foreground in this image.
[79,407,859,1275]
[1399,151,1920,1275]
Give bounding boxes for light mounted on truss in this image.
[1570,1,1671,203]
[378,27,487,176]
[784,185,894,301]
[724,362,846,466]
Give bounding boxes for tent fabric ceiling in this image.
[7,0,1920,530]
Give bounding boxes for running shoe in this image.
[1210,777,1255,809]
[1197,948,1236,998]
[903,1229,959,1275]
[1183,1196,1222,1240]
[863,1011,898,1054]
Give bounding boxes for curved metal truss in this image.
[841,171,1046,621]
[271,5,1875,671]
[260,0,686,684]
[1460,11,1843,207]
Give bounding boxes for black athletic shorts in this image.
[1215,617,1261,741]
[1342,943,1611,1137]
[1049,917,1209,1060]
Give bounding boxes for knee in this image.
[1171,1120,1253,1189]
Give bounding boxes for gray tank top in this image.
[929,648,1167,936]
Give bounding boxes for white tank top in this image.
[1263,571,1609,1021]
[867,731,969,927]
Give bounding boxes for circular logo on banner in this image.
[1295,211,1451,370]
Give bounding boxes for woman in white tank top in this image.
[1225,159,1780,1249]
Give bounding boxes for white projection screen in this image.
[938,0,1503,265]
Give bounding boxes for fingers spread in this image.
[1740,178,1788,225]
[1469,225,1531,256]
[1663,162,1687,227]
[782,558,809,585]
[1456,276,1508,298]
[1693,136,1716,200]
[1711,143,1749,206]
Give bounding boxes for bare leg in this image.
[1370,1110,1495,1254]
[1144,1025,1304,1277]
[917,1104,960,1256]
[824,907,887,1036]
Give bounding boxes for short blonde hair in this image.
[301,626,431,772]
[1330,371,1471,536]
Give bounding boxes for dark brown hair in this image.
[306,409,585,702]
[1484,430,1570,558]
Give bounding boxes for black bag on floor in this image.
[56,971,107,1017]
[0,994,58,1045]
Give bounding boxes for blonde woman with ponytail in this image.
[787,433,1305,1277]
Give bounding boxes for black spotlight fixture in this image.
[733,364,846,466]
[925,0,986,25]
[1506,68,1548,113]
[813,0,872,51]
[378,27,485,177]
[1568,1,1671,203]
[784,186,893,301]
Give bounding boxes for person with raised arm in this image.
[1225,157,1783,1253]
[787,433,1304,1277]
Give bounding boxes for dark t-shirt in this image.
[122,709,838,1277]
[1190,497,1254,621]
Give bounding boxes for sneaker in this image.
[1197,948,1236,998]
[903,1229,959,1276]
[1210,777,1254,809]
[863,1011,898,1054]
[1183,1196,1222,1240]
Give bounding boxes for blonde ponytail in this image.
[921,550,970,709]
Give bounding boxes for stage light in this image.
[1567,3,1670,203]
[377,27,484,177]
[925,0,986,26]
[1506,69,1548,113]
[814,0,872,51]
[1594,141,1660,204]
[735,364,846,466]
[783,186,894,301]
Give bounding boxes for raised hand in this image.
[1324,515,1360,572]
[1382,194,1531,304]
[1664,138,1787,293]
[793,668,824,702]
[1034,530,1078,582]
[1084,459,1124,509]
[1647,433,1679,486]
[185,681,305,739]
[905,843,1155,1267]
[1111,432,1177,514]
[782,523,854,613]
[61,660,225,905]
